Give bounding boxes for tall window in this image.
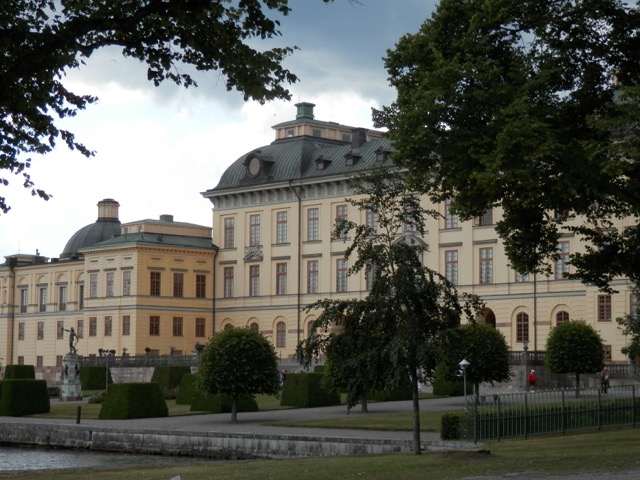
[598,294,612,322]
[173,272,184,297]
[249,265,260,296]
[89,273,98,298]
[336,205,348,238]
[307,260,319,294]
[224,217,235,249]
[122,315,131,336]
[37,321,44,340]
[18,322,24,340]
[556,311,570,326]
[249,214,261,246]
[122,270,131,296]
[307,208,319,241]
[58,285,67,311]
[365,263,375,291]
[276,263,287,295]
[39,286,47,312]
[475,209,493,226]
[336,258,348,293]
[631,292,639,317]
[223,267,234,298]
[515,271,529,282]
[276,211,287,243]
[250,322,259,332]
[89,317,97,336]
[445,250,458,285]
[149,315,160,335]
[36,356,43,367]
[19,288,28,313]
[150,271,161,296]
[516,312,529,343]
[173,317,183,336]
[276,321,286,348]
[444,198,459,229]
[555,241,570,279]
[196,274,206,298]
[78,284,84,310]
[77,319,84,338]
[57,321,64,339]
[195,318,206,337]
[106,272,114,297]
[366,210,378,234]
[479,247,493,284]
[104,316,112,336]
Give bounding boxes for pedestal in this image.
[59,353,83,401]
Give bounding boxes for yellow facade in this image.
[203,103,637,363]
[0,202,217,369]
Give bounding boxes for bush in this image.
[440,413,462,440]
[280,373,341,408]
[432,363,464,397]
[3,365,35,380]
[151,365,192,395]
[176,373,199,405]
[79,366,112,390]
[0,380,50,416]
[98,383,168,419]
[190,392,258,413]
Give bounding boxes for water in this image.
[0,446,210,472]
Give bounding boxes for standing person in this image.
[601,367,610,394]
[527,369,537,392]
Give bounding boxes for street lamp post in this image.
[459,359,470,411]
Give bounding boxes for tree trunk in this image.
[411,370,421,455]
[361,394,368,413]
[575,373,580,398]
[231,397,238,423]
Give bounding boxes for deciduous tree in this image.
[299,169,481,454]
[0,0,333,214]
[199,326,280,423]
[374,0,640,290]
[545,321,605,394]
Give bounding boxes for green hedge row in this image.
[0,379,50,416]
[98,383,168,419]
[280,373,341,408]
[190,392,258,413]
[3,365,35,380]
[151,365,191,393]
[79,366,112,390]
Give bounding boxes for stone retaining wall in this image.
[0,422,468,459]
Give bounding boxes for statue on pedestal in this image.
[63,326,78,354]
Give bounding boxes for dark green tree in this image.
[439,322,511,402]
[374,0,640,290]
[199,326,280,422]
[0,0,334,214]
[299,168,481,454]
[545,322,605,395]
[617,289,640,362]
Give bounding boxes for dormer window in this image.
[243,151,274,179]
[316,156,332,171]
[375,147,390,163]
[287,128,295,138]
[344,151,361,167]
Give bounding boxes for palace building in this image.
[202,102,637,363]
[1,103,637,380]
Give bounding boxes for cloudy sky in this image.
[1,0,437,258]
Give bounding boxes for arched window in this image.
[556,311,570,326]
[307,320,316,339]
[223,323,233,331]
[276,321,286,348]
[249,322,259,332]
[516,312,529,343]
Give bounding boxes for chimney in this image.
[97,199,120,222]
[295,102,315,120]
[351,128,367,148]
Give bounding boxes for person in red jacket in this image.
[528,369,537,392]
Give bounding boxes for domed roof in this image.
[60,199,121,259]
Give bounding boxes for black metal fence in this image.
[466,385,640,442]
